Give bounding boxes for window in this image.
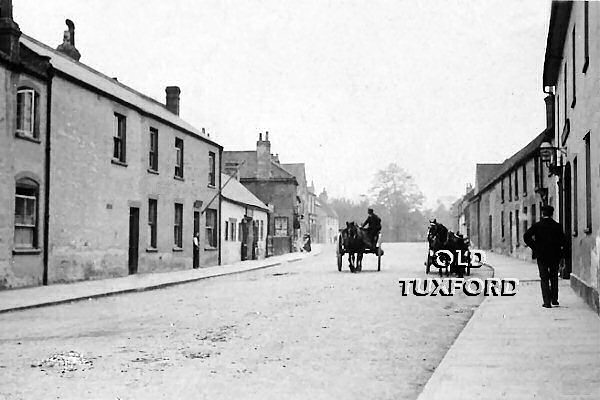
[238,222,242,241]
[522,164,527,196]
[205,209,217,248]
[175,138,184,178]
[501,210,505,238]
[585,133,592,232]
[148,199,157,248]
[523,206,528,232]
[149,127,158,171]
[509,211,513,250]
[16,88,39,139]
[224,221,229,241]
[532,204,537,224]
[14,178,39,249]
[274,217,288,236]
[534,156,540,188]
[515,209,520,246]
[113,113,126,163]
[230,218,237,241]
[584,1,589,72]
[508,174,512,201]
[174,203,183,248]
[514,170,519,200]
[571,26,576,108]
[208,151,216,187]
[573,157,578,235]
[260,220,264,240]
[501,179,505,203]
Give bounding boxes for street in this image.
[0,243,492,400]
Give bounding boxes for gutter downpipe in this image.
[43,65,54,285]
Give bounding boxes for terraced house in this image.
[0,1,222,289]
[543,0,600,313]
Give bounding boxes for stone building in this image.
[220,174,269,264]
[0,4,222,289]
[223,133,299,256]
[315,189,339,244]
[543,0,600,312]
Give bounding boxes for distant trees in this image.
[330,163,456,242]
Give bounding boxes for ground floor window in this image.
[229,218,237,241]
[205,209,217,248]
[148,199,157,248]
[174,203,183,248]
[274,217,288,237]
[14,178,39,248]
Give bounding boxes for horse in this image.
[341,222,370,273]
[426,222,467,277]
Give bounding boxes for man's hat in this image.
[541,205,554,215]
[368,208,374,213]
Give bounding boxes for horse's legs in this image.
[348,253,356,273]
[357,252,363,272]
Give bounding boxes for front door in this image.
[128,207,139,274]
[563,163,572,278]
[193,211,200,269]
[241,220,249,261]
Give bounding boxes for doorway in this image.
[563,162,572,278]
[193,211,200,269]
[128,207,139,274]
[241,220,249,261]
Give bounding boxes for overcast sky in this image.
[15,0,551,207]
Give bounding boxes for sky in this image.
[14,0,551,208]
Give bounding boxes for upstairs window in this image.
[514,170,519,200]
[175,138,184,178]
[583,2,589,73]
[149,127,159,172]
[208,151,216,187]
[501,179,505,203]
[113,113,127,163]
[16,88,39,139]
[14,178,39,249]
[522,164,527,196]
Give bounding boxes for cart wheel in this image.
[337,253,343,271]
[377,250,382,271]
[337,238,344,272]
[426,255,431,274]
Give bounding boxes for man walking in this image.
[523,205,566,308]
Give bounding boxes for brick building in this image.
[223,133,299,256]
[0,4,222,289]
[543,0,600,313]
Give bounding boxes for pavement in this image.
[417,251,600,400]
[0,245,322,314]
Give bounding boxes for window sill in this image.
[147,168,159,175]
[584,227,592,235]
[204,247,218,251]
[172,246,184,252]
[146,247,158,253]
[15,132,41,143]
[174,175,185,182]
[207,184,216,189]
[13,248,41,255]
[111,159,128,167]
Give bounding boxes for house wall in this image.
[241,180,296,255]
[46,75,221,284]
[221,200,267,264]
[0,65,48,288]
[554,1,600,312]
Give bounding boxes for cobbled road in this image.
[0,243,492,400]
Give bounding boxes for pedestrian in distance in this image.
[523,205,566,308]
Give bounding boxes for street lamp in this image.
[539,140,567,176]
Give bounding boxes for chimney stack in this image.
[165,86,181,115]
[56,19,81,61]
[256,132,271,180]
[0,0,21,62]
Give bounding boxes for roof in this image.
[475,163,502,191]
[221,174,269,211]
[20,34,221,148]
[281,163,307,187]
[471,129,551,199]
[223,151,297,182]
[542,1,573,87]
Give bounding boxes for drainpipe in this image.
[43,65,54,285]
[218,147,223,265]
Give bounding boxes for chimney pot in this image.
[265,131,269,141]
[259,132,262,141]
[0,0,21,62]
[165,86,181,115]
[56,19,80,61]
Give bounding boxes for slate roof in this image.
[221,174,269,211]
[223,151,297,182]
[281,163,307,186]
[20,34,220,148]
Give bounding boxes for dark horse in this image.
[427,222,467,277]
[341,222,370,272]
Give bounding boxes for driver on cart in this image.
[361,208,381,249]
